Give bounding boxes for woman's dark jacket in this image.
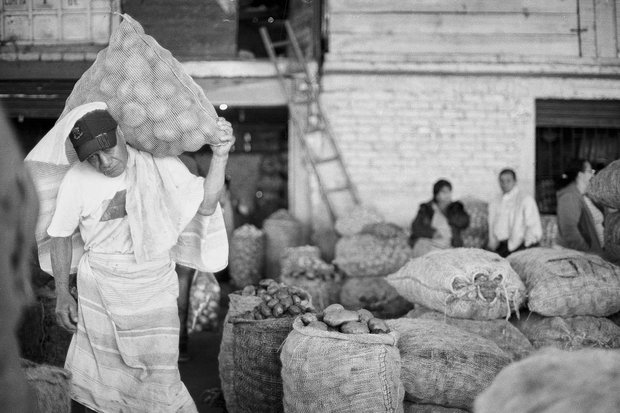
[408,201,470,248]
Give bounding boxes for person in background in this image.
[409,179,470,256]
[488,168,543,257]
[556,159,602,253]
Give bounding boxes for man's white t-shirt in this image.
[47,161,134,254]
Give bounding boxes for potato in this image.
[253,311,264,320]
[259,302,272,318]
[262,294,273,302]
[323,309,360,327]
[242,285,256,296]
[122,102,147,127]
[99,76,118,96]
[357,309,374,323]
[307,321,329,331]
[288,305,302,315]
[259,279,277,287]
[124,55,152,80]
[292,295,301,305]
[272,303,284,318]
[275,290,290,301]
[267,298,279,308]
[324,304,345,313]
[177,110,199,132]
[367,318,390,334]
[280,296,293,310]
[147,98,170,122]
[134,82,155,105]
[340,321,370,334]
[300,313,318,325]
[116,81,135,100]
[153,123,177,142]
[266,284,279,295]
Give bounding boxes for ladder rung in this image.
[314,155,339,165]
[271,40,291,48]
[326,185,352,194]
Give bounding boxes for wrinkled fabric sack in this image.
[414,311,533,361]
[281,318,404,413]
[229,224,265,289]
[388,249,525,320]
[231,317,294,413]
[603,211,620,265]
[21,359,72,413]
[263,210,303,280]
[460,197,488,249]
[335,206,384,236]
[404,401,469,413]
[61,14,222,156]
[474,348,620,413]
[586,159,620,209]
[340,276,413,319]
[508,248,620,317]
[218,293,262,413]
[335,232,412,278]
[387,318,511,410]
[512,311,620,350]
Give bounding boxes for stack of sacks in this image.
[336,222,414,318]
[508,248,620,350]
[387,248,526,320]
[229,224,265,289]
[475,348,620,413]
[387,318,511,412]
[279,246,342,311]
[587,160,620,263]
[460,197,488,249]
[263,210,303,280]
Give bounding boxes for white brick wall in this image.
[317,74,620,227]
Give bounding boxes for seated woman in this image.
[409,179,470,257]
[556,159,603,253]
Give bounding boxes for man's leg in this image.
[176,264,194,363]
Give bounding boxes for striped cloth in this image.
[68,251,197,412]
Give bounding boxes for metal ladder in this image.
[259,20,360,222]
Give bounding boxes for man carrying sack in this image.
[26,101,233,412]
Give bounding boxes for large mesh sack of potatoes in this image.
[586,159,620,209]
[229,224,265,289]
[474,348,620,413]
[60,14,223,156]
[280,246,341,311]
[334,206,384,237]
[508,248,620,317]
[281,317,404,413]
[340,276,413,319]
[387,318,511,410]
[387,248,525,320]
[511,311,620,350]
[334,226,412,278]
[404,402,468,413]
[218,292,262,413]
[21,359,72,413]
[412,311,533,361]
[460,197,488,249]
[263,210,303,280]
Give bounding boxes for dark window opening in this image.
[237,0,290,58]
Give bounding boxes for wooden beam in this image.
[594,0,618,57]
[578,0,597,57]
[329,0,577,14]
[330,12,577,35]
[329,33,580,56]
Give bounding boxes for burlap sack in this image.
[218,293,262,413]
[21,359,71,413]
[603,211,620,265]
[586,159,620,209]
[387,318,511,410]
[231,317,294,413]
[229,224,265,289]
[474,349,620,413]
[414,311,533,361]
[512,312,620,350]
[340,276,413,319]
[334,233,412,278]
[281,318,404,413]
[263,210,303,280]
[460,197,488,249]
[61,14,222,156]
[334,206,384,236]
[508,248,620,317]
[404,401,469,413]
[387,249,525,320]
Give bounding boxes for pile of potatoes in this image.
[229,224,265,289]
[280,253,336,281]
[239,279,315,320]
[300,304,390,334]
[61,14,222,157]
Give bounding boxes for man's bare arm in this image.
[50,236,78,333]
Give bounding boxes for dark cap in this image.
[69,110,118,161]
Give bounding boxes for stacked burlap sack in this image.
[263,210,303,280]
[475,348,620,413]
[20,359,72,413]
[460,197,488,249]
[279,246,341,311]
[508,248,620,350]
[61,14,224,156]
[386,318,512,412]
[229,224,265,289]
[587,160,620,262]
[335,222,414,318]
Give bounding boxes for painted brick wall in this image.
[318,74,620,227]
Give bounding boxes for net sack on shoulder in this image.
[387,248,525,320]
[281,318,404,413]
[508,248,620,317]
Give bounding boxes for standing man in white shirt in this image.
[488,168,543,257]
